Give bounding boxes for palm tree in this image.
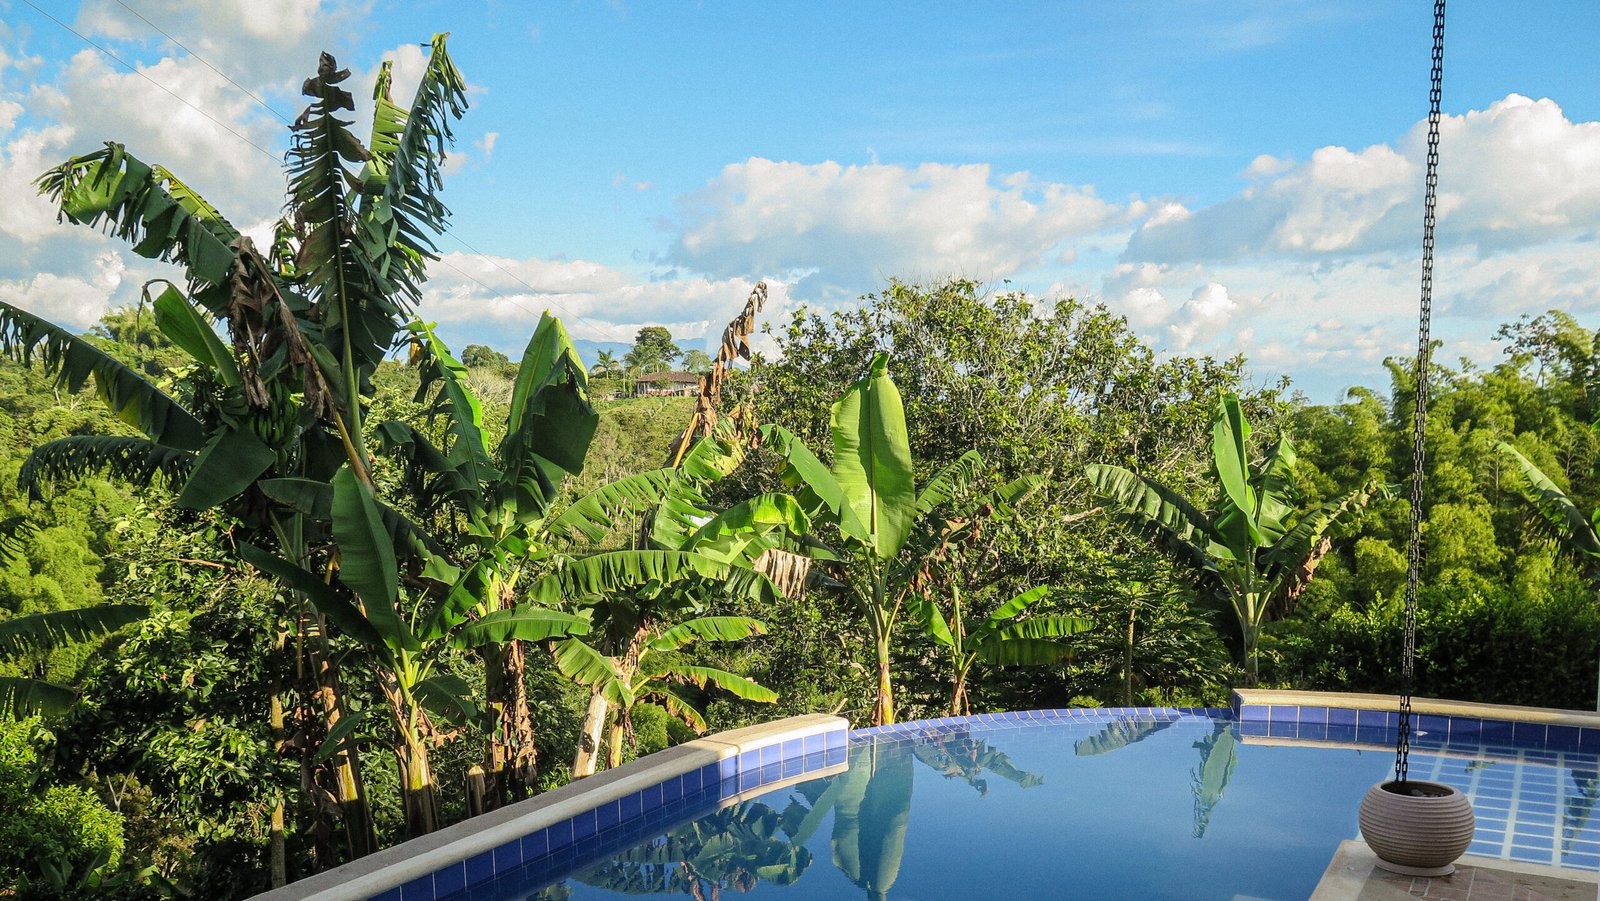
[1087,394,1374,684]
[6,36,471,861]
[591,348,618,377]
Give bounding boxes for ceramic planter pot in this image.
[1358,780,1476,876]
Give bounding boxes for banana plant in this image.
[913,585,1092,716]
[556,607,778,774]
[0,605,148,718]
[1086,394,1374,684]
[1496,440,1600,709]
[379,315,600,805]
[759,353,1052,725]
[1497,441,1600,567]
[14,36,470,859]
[242,466,591,836]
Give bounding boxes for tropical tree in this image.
[682,349,713,374]
[1086,394,1374,683]
[555,598,777,773]
[7,35,472,860]
[591,348,619,377]
[241,466,592,836]
[760,353,1051,724]
[1497,442,1600,571]
[623,326,680,374]
[1497,440,1600,709]
[914,585,1091,716]
[380,315,599,805]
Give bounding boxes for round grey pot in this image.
[1358,780,1476,877]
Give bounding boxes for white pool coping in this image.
[1235,689,1600,728]
[251,713,846,901]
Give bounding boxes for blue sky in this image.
[3,1,1598,399]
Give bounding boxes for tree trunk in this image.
[572,687,610,779]
[484,576,540,807]
[1124,604,1137,708]
[949,670,968,718]
[314,649,379,857]
[485,637,538,808]
[397,733,440,836]
[871,631,895,726]
[606,711,626,770]
[465,765,488,818]
[268,695,288,888]
[269,801,287,888]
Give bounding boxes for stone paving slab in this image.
[1313,841,1598,901]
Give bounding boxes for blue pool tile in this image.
[1326,725,1357,743]
[370,889,402,901]
[1299,707,1329,726]
[492,839,521,873]
[825,746,847,766]
[1514,722,1549,747]
[595,800,621,831]
[1242,720,1269,737]
[1447,718,1483,743]
[521,829,548,860]
[760,743,781,766]
[433,860,466,896]
[804,732,823,755]
[717,756,738,782]
[1564,852,1600,870]
[572,809,598,841]
[619,790,642,822]
[1327,707,1357,727]
[1480,719,1516,743]
[1416,714,1450,738]
[1514,830,1556,848]
[661,774,684,803]
[399,875,433,901]
[1268,720,1299,738]
[782,737,803,760]
[1580,728,1600,754]
[1356,709,1390,732]
[825,729,847,750]
[783,754,804,778]
[1548,725,1582,752]
[547,819,575,851]
[1298,722,1329,742]
[464,850,494,885]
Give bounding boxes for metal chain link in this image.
[1397,0,1447,785]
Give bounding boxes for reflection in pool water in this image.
[462,713,1600,901]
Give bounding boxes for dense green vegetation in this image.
[0,35,1595,901]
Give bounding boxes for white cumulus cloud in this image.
[670,158,1128,296]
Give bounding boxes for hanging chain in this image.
[1397,0,1447,785]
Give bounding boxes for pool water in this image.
[452,712,1600,900]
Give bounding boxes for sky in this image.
[1,1,1598,400]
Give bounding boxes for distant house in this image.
[633,371,701,397]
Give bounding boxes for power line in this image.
[19,0,282,163]
[109,0,294,125]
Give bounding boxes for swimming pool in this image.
[415,705,1600,901]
